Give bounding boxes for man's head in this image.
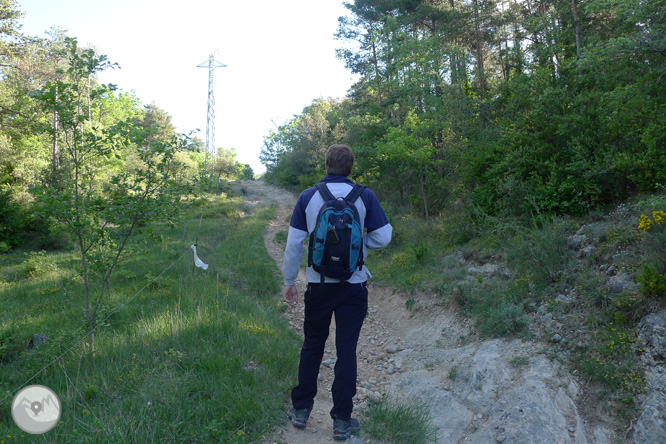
[325,144,354,177]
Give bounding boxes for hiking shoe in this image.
[333,417,360,440]
[287,407,311,429]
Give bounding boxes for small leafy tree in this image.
[372,111,448,219]
[241,163,255,180]
[212,147,243,181]
[32,38,187,351]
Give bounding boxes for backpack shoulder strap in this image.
[344,184,365,205]
[315,183,335,202]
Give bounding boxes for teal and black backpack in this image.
[308,183,365,284]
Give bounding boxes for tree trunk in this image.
[420,172,430,220]
[87,313,94,352]
[87,75,92,121]
[449,0,460,85]
[512,0,523,75]
[80,233,94,352]
[472,0,486,96]
[498,38,507,81]
[52,86,58,170]
[572,0,581,58]
[371,27,383,103]
[549,17,561,76]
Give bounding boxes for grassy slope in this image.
[0,189,299,443]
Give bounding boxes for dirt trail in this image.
[234,180,617,444]
[237,180,456,444]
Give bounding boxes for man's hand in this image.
[283,285,298,307]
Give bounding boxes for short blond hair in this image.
[325,144,354,176]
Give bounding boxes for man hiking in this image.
[282,144,392,440]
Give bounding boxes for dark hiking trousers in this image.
[291,281,368,420]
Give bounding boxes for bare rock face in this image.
[606,273,639,293]
[391,372,473,444]
[631,368,666,444]
[390,339,595,444]
[569,234,587,250]
[632,309,666,444]
[467,382,588,444]
[637,309,666,362]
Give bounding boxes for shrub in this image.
[478,301,529,338]
[637,210,666,273]
[637,264,666,299]
[443,202,493,246]
[411,242,429,264]
[452,284,529,338]
[0,188,28,248]
[23,251,59,278]
[637,210,666,232]
[610,293,647,326]
[0,329,19,363]
[575,325,645,394]
[505,219,571,290]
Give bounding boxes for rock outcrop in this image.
[391,339,596,444]
[632,309,666,444]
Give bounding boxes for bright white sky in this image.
[16,0,356,174]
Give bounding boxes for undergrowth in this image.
[0,185,300,443]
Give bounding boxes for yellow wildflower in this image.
[653,210,666,225]
[638,214,653,231]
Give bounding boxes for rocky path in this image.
[234,180,632,444]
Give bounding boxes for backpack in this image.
[308,183,365,284]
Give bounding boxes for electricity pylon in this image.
[197,51,227,171]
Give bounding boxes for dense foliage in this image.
[261,0,666,218]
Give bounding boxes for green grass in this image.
[367,212,536,338]
[274,230,309,269]
[369,216,446,291]
[274,230,288,244]
[363,395,437,444]
[0,189,300,443]
[509,355,529,369]
[451,283,530,338]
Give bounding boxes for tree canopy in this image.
[261,0,666,219]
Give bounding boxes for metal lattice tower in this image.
[197,51,227,171]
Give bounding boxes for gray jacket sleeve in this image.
[282,226,308,286]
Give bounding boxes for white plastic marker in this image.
[191,245,209,270]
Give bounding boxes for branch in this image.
[92,213,139,317]
[0,104,34,119]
